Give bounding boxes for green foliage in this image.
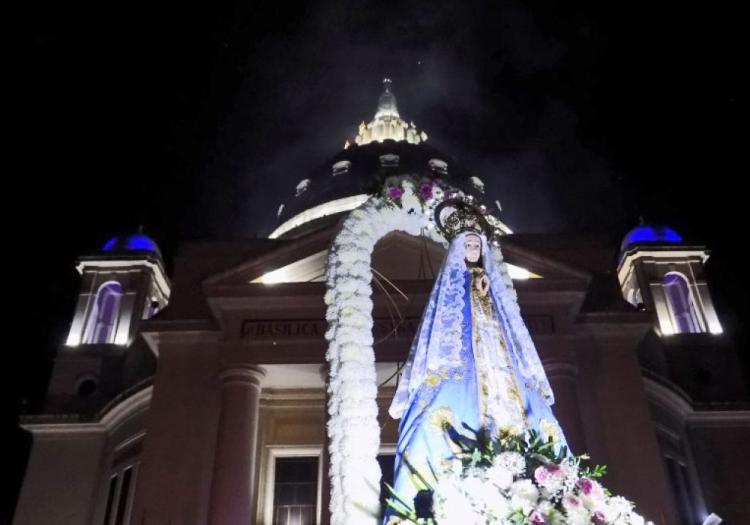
[580,463,608,479]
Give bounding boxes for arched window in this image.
[663,272,702,333]
[84,282,124,344]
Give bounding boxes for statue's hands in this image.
[475,274,490,296]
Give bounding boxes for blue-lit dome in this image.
[620,225,683,252]
[102,233,162,257]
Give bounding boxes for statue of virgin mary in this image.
[386,203,568,517]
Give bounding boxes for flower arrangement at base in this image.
[385,425,653,525]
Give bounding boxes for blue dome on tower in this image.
[620,224,683,252]
[102,232,162,258]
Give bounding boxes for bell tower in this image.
[617,223,723,336]
[46,231,170,414]
[65,232,169,347]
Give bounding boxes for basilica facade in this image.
[15,82,749,525]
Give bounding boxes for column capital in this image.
[218,364,266,387]
[543,360,579,379]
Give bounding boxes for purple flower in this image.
[419,180,434,200]
[529,511,546,525]
[387,186,403,199]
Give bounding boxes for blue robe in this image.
[387,268,567,520]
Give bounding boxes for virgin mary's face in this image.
[464,234,482,263]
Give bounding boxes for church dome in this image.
[270,80,508,239]
[620,224,683,252]
[102,232,162,258]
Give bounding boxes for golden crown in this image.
[435,197,498,242]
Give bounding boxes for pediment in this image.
[500,241,590,283]
[203,227,338,287]
[204,228,590,289]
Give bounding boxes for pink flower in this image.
[578,478,605,501]
[529,510,546,525]
[592,510,607,524]
[534,466,548,484]
[563,494,582,509]
[387,186,403,199]
[534,464,563,486]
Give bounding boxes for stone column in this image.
[208,364,266,525]
[545,361,587,454]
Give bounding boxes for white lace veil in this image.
[389,231,554,419]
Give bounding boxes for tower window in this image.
[84,282,124,344]
[428,158,448,175]
[332,160,351,176]
[379,154,399,168]
[663,272,703,333]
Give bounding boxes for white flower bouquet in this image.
[385,426,652,525]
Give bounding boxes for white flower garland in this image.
[325,181,439,525]
[325,180,522,524]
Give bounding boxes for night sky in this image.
[18,0,744,444]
